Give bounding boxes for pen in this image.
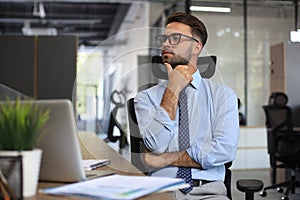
[89,160,111,168]
[88,160,111,170]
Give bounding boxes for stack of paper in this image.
[41,174,188,199]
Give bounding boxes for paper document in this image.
[40,174,188,200]
[82,159,111,170]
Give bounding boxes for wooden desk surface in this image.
[26,131,174,200]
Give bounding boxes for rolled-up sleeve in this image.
[134,89,177,153]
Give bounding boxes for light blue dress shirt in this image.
[134,69,239,181]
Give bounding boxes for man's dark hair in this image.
[165,12,207,46]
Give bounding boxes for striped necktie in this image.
[176,88,193,194]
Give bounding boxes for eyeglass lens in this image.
[156,33,182,46]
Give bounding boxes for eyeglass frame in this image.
[156,33,200,46]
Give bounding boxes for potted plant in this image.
[0,98,49,198]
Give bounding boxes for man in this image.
[134,12,239,200]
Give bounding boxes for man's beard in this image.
[162,54,190,69]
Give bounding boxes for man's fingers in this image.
[164,62,172,73]
[176,65,189,70]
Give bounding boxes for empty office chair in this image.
[106,90,128,149]
[260,92,300,200]
[266,92,288,186]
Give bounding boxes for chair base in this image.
[260,179,300,200]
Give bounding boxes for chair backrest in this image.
[127,98,151,174]
[263,105,293,153]
[268,92,288,106]
[238,98,246,125]
[264,91,292,154]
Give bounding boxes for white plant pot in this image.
[0,148,42,198]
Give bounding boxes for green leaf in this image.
[0,97,49,150]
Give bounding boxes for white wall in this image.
[193,12,293,126]
[108,2,150,98]
[232,126,269,170]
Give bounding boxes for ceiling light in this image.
[33,1,46,18]
[190,6,231,13]
[39,2,46,18]
[22,27,57,36]
[22,23,57,36]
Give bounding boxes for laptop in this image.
[34,99,115,182]
[32,99,86,182]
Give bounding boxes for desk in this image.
[26,131,174,200]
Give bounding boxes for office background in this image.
[75,0,300,130]
[0,0,299,169]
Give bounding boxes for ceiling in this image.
[0,1,131,46]
[0,0,298,46]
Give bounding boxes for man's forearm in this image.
[144,150,201,169]
[160,87,179,120]
[169,151,202,168]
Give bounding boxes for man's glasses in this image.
[156,33,199,46]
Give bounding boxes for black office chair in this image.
[128,96,265,200]
[260,92,300,200]
[105,90,128,149]
[127,97,152,175]
[266,92,288,187]
[129,55,218,173]
[238,98,246,125]
[127,55,264,200]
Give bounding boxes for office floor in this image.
[104,139,300,200]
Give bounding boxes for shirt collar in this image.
[190,69,202,90]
